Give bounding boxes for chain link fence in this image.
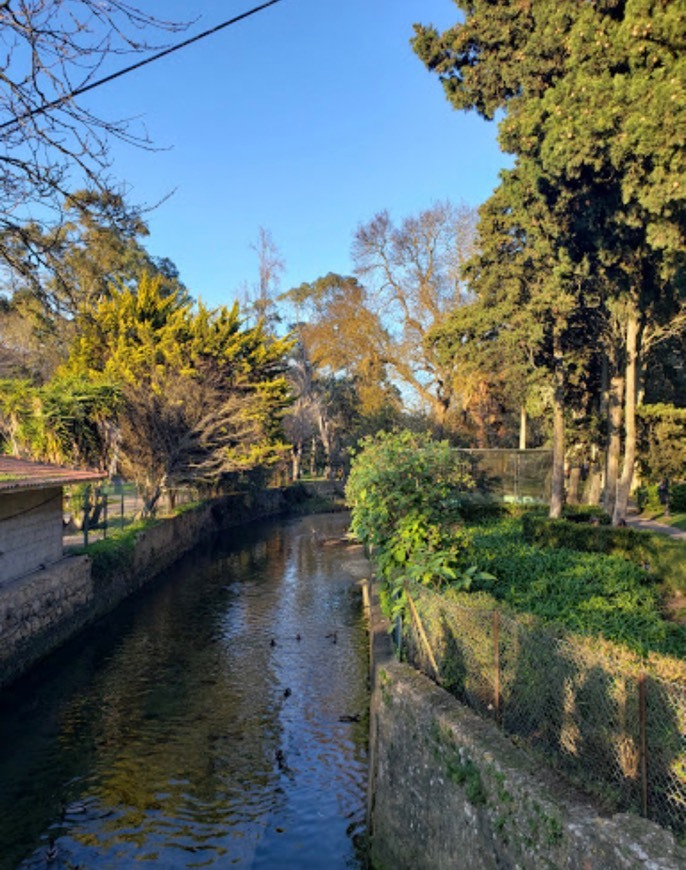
[453,448,553,503]
[62,482,199,547]
[402,586,686,838]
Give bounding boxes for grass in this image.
[68,517,160,584]
[461,517,686,658]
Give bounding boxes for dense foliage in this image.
[58,273,292,513]
[0,267,293,514]
[414,0,686,522]
[346,430,474,548]
[0,376,119,467]
[346,431,489,621]
[348,432,685,658]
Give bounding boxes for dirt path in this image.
[624,507,686,541]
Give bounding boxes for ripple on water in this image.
[2,513,368,870]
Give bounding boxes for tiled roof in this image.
[0,456,105,492]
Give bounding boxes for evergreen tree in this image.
[414,0,686,521]
[60,274,292,513]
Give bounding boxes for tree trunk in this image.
[567,466,581,505]
[549,349,565,519]
[309,436,316,477]
[613,309,640,525]
[519,405,527,450]
[584,443,603,505]
[316,410,333,480]
[292,441,302,481]
[141,487,161,517]
[603,370,623,518]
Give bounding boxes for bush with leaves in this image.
[346,430,492,623]
[345,430,473,547]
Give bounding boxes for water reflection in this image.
[0,513,369,869]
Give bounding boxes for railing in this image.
[62,483,198,547]
[402,586,686,838]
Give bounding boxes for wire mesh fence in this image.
[453,448,553,503]
[62,482,199,547]
[402,586,686,838]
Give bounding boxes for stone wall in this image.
[0,487,63,584]
[0,487,291,690]
[366,583,686,870]
[0,555,91,687]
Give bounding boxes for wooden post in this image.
[638,672,648,818]
[83,485,90,547]
[102,489,108,539]
[493,611,502,726]
[404,584,441,682]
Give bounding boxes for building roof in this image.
[0,456,106,493]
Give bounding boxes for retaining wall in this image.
[366,583,686,869]
[0,487,293,690]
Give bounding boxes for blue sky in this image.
[89,0,508,309]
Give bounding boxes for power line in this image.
[0,0,285,132]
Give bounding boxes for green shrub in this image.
[562,505,611,524]
[346,430,474,549]
[636,483,663,514]
[346,430,490,623]
[671,482,686,513]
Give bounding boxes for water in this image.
[0,513,370,869]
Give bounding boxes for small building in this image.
[0,456,105,585]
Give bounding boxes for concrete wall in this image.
[0,487,63,584]
[0,487,292,690]
[366,583,686,870]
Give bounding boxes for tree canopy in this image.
[59,273,292,512]
[414,0,686,519]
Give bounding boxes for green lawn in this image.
[461,517,686,658]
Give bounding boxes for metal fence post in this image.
[638,671,649,818]
[493,611,502,726]
[83,484,90,547]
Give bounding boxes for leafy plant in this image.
[346,430,492,625]
[346,429,474,549]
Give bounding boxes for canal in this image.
[0,512,370,869]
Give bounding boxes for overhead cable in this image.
[0,0,285,132]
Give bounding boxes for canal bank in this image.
[364,580,686,869]
[0,482,344,691]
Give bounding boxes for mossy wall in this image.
[366,583,686,870]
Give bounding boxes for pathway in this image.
[625,507,686,541]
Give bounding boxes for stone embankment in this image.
[0,483,343,690]
[365,582,686,870]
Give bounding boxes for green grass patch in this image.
[463,518,686,658]
[69,517,159,583]
[521,513,686,596]
[644,512,686,532]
